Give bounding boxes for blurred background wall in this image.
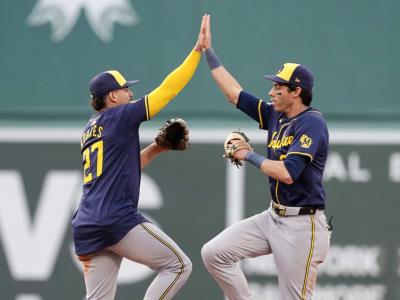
[0,1,399,299]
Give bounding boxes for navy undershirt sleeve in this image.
[237,91,270,130]
[283,155,308,182]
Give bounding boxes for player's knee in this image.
[176,254,192,283]
[183,256,193,278]
[176,253,192,273]
[201,241,218,268]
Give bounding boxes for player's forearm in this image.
[260,160,293,184]
[211,66,243,105]
[140,143,166,169]
[246,152,293,184]
[146,50,201,119]
[204,48,243,105]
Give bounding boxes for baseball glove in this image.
[223,131,253,167]
[155,118,189,150]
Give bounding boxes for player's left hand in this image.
[223,131,253,167]
[155,118,190,150]
[153,142,170,153]
[199,14,211,51]
[233,148,250,161]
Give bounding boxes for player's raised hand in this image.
[194,15,206,52]
[199,14,212,51]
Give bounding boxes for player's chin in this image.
[272,102,281,111]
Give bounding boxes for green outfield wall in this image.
[0,0,399,124]
[0,128,399,300]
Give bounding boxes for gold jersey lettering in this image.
[267,132,295,149]
[267,132,278,147]
[80,125,104,148]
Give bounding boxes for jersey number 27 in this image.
[82,140,103,184]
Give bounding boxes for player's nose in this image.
[268,87,274,97]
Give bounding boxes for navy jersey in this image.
[237,91,329,208]
[72,97,149,255]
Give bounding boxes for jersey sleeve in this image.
[287,113,327,161]
[283,154,308,182]
[115,97,148,132]
[237,91,270,130]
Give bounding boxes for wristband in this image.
[204,48,222,70]
[245,151,265,169]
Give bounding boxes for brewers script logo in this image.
[27,0,140,42]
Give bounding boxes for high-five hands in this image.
[194,14,209,52]
[199,14,211,51]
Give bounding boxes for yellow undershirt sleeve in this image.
[146,50,201,119]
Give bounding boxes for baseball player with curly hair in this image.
[72,17,206,300]
[199,15,331,300]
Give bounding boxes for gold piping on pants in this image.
[140,223,185,300]
[301,214,315,299]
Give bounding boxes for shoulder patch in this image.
[300,134,313,148]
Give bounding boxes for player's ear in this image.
[109,91,118,103]
[293,86,302,98]
[103,92,114,107]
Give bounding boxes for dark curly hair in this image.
[90,95,107,111]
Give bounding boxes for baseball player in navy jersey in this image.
[71,17,206,300]
[199,15,331,300]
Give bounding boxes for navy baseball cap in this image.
[89,70,139,98]
[263,63,314,90]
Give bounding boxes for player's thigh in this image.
[313,212,331,262]
[273,213,330,294]
[107,222,189,271]
[79,251,122,300]
[202,212,272,261]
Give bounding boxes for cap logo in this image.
[276,63,300,81]
[276,65,285,74]
[295,77,301,83]
[106,70,127,87]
